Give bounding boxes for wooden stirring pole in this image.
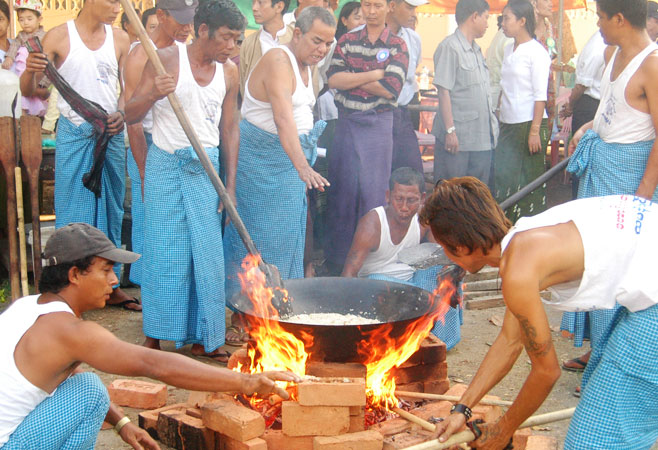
[396,391,513,407]
[20,116,43,289]
[15,167,29,296]
[0,117,20,300]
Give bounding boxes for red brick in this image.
[281,401,350,436]
[108,379,168,409]
[402,335,447,367]
[227,348,250,371]
[219,435,267,450]
[262,429,314,450]
[392,361,448,384]
[525,435,558,450]
[472,403,503,424]
[412,400,453,424]
[350,406,364,416]
[187,392,234,408]
[512,428,532,449]
[368,417,412,437]
[382,430,434,449]
[313,430,384,449]
[157,409,215,450]
[139,403,189,439]
[306,362,367,378]
[298,377,366,406]
[444,383,468,397]
[423,378,450,394]
[349,409,365,432]
[201,399,265,442]
[395,382,424,394]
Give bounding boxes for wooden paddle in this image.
[15,167,29,296]
[118,0,291,317]
[0,117,20,300]
[20,116,43,290]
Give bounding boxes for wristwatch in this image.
[450,403,473,420]
[446,126,456,134]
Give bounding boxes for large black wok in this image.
[230,274,460,363]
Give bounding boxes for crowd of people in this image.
[2,0,658,447]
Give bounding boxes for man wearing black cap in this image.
[123,0,197,288]
[0,223,298,450]
[647,1,658,41]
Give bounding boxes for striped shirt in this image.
[327,25,409,114]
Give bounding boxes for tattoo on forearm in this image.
[516,315,553,357]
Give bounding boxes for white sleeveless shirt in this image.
[128,40,154,133]
[152,42,226,153]
[358,206,421,281]
[501,195,658,313]
[57,21,119,126]
[0,295,74,445]
[593,43,658,144]
[241,45,315,135]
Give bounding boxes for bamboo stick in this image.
[395,391,513,407]
[392,407,436,432]
[15,167,29,296]
[403,407,576,450]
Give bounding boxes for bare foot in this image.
[143,337,161,350]
[107,287,142,311]
[191,344,231,363]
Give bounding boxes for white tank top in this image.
[57,21,119,126]
[358,206,421,281]
[128,40,153,133]
[241,45,315,135]
[152,42,226,153]
[501,195,658,313]
[593,43,658,144]
[0,295,74,445]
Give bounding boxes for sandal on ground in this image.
[226,325,249,346]
[107,297,142,312]
[192,348,232,364]
[573,386,581,398]
[562,356,588,372]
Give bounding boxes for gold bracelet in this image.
[115,416,131,434]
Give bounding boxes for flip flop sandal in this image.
[197,349,232,364]
[226,325,249,346]
[562,356,588,372]
[108,297,142,311]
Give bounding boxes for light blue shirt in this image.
[396,27,421,106]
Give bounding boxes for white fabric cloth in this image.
[242,45,315,135]
[0,295,74,445]
[258,25,288,55]
[283,10,296,27]
[152,42,226,153]
[396,26,421,106]
[501,195,658,313]
[575,31,606,100]
[499,39,550,124]
[57,21,118,126]
[358,206,421,281]
[128,39,154,133]
[593,43,658,144]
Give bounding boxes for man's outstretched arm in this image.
[341,211,380,277]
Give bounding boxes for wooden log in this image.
[395,391,513,407]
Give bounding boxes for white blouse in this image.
[499,39,551,124]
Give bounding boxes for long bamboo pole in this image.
[395,391,513,407]
[403,407,575,450]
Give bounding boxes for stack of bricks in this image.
[391,334,450,395]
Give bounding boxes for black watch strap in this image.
[450,403,473,420]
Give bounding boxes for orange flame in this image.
[357,278,457,410]
[235,254,309,378]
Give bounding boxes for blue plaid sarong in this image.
[562,131,658,348]
[141,144,226,352]
[1,372,109,450]
[223,119,325,300]
[564,304,658,449]
[126,132,153,286]
[54,117,125,279]
[367,265,463,350]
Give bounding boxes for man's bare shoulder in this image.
[260,47,292,69]
[42,23,69,53]
[640,49,658,79]
[355,209,382,242]
[126,42,148,66]
[112,27,130,50]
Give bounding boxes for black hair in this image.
[142,7,157,28]
[497,13,503,29]
[455,0,489,25]
[16,7,41,17]
[597,0,648,29]
[389,167,426,194]
[0,0,10,21]
[39,255,96,294]
[336,1,360,39]
[194,0,246,37]
[273,0,292,16]
[504,0,535,38]
[121,10,141,32]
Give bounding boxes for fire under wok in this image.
[230,268,464,363]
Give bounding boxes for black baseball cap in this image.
[42,223,140,267]
[156,0,198,25]
[649,1,658,20]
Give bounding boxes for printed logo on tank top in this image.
[96,61,115,86]
[204,99,220,124]
[615,195,652,234]
[600,95,616,127]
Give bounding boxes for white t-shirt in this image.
[575,31,606,100]
[258,25,288,55]
[499,39,550,124]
